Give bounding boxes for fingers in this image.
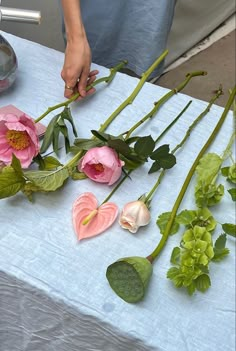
[62,68,99,99]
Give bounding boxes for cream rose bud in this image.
[119,200,151,233]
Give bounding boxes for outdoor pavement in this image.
[156,30,236,109]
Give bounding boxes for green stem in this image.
[154,101,192,144]
[125,71,207,140]
[144,87,223,204]
[34,61,127,123]
[101,100,193,205]
[101,170,132,205]
[65,52,168,169]
[98,50,169,133]
[147,86,236,263]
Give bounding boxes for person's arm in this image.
[61,0,98,98]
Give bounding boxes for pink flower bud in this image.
[78,146,124,185]
[119,200,151,233]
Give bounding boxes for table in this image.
[0,31,235,351]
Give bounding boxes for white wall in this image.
[0,0,64,52]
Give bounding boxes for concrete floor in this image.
[156,30,236,109]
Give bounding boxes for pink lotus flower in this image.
[78,146,124,185]
[0,113,40,168]
[119,200,151,233]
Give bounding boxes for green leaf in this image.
[71,171,87,180]
[221,166,229,177]
[0,166,26,199]
[212,248,230,262]
[24,167,69,192]
[170,247,181,264]
[40,114,59,153]
[148,160,161,174]
[41,156,63,170]
[228,188,236,201]
[52,124,60,155]
[156,212,180,235]
[212,234,230,262]
[176,209,196,226]
[108,139,132,157]
[214,233,227,249]
[150,144,170,160]
[195,274,211,292]
[195,153,222,185]
[134,135,155,158]
[11,154,24,177]
[187,282,196,295]
[61,107,77,137]
[222,223,236,237]
[73,138,103,150]
[158,153,176,169]
[91,130,109,142]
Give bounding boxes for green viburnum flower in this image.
[177,207,217,232]
[106,256,153,303]
[182,226,214,265]
[195,183,224,208]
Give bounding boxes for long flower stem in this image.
[144,86,224,203]
[125,71,207,139]
[147,86,236,263]
[34,61,127,123]
[98,50,169,132]
[65,52,168,169]
[100,100,192,205]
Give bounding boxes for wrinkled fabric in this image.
[0,32,235,351]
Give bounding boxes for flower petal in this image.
[72,192,118,240]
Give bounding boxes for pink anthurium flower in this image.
[119,200,151,233]
[72,192,119,240]
[0,113,40,168]
[78,146,124,185]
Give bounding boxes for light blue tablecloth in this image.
[0,32,235,351]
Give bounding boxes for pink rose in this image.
[78,146,124,185]
[119,200,151,233]
[0,113,40,168]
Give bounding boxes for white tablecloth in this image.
[0,32,235,351]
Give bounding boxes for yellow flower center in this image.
[94,163,104,172]
[6,130,30,150]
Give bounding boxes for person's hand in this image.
[61,38,99,99]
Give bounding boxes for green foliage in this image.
[149,144,176,173]
[156,211,180,235]
[24,167,69,192]
[0,155,26,199]
[228,188,236,201]
[195,153,222,184]
[212,234,230,262]
[40,107,77,155]
[222,164,236,184]
[222,223,236,237]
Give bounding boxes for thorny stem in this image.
[144,86,224,203]
[100,100,193,207]
[147,86,236,263]
[65,51,169,169]
[125,71,207,140]
[34,61,127,123]
[98,50,169,133]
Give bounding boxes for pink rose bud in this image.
[119,200,151,233]
[0,113,40,168]
[78,146,124,185]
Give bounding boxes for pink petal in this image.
[72,192,118,240]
